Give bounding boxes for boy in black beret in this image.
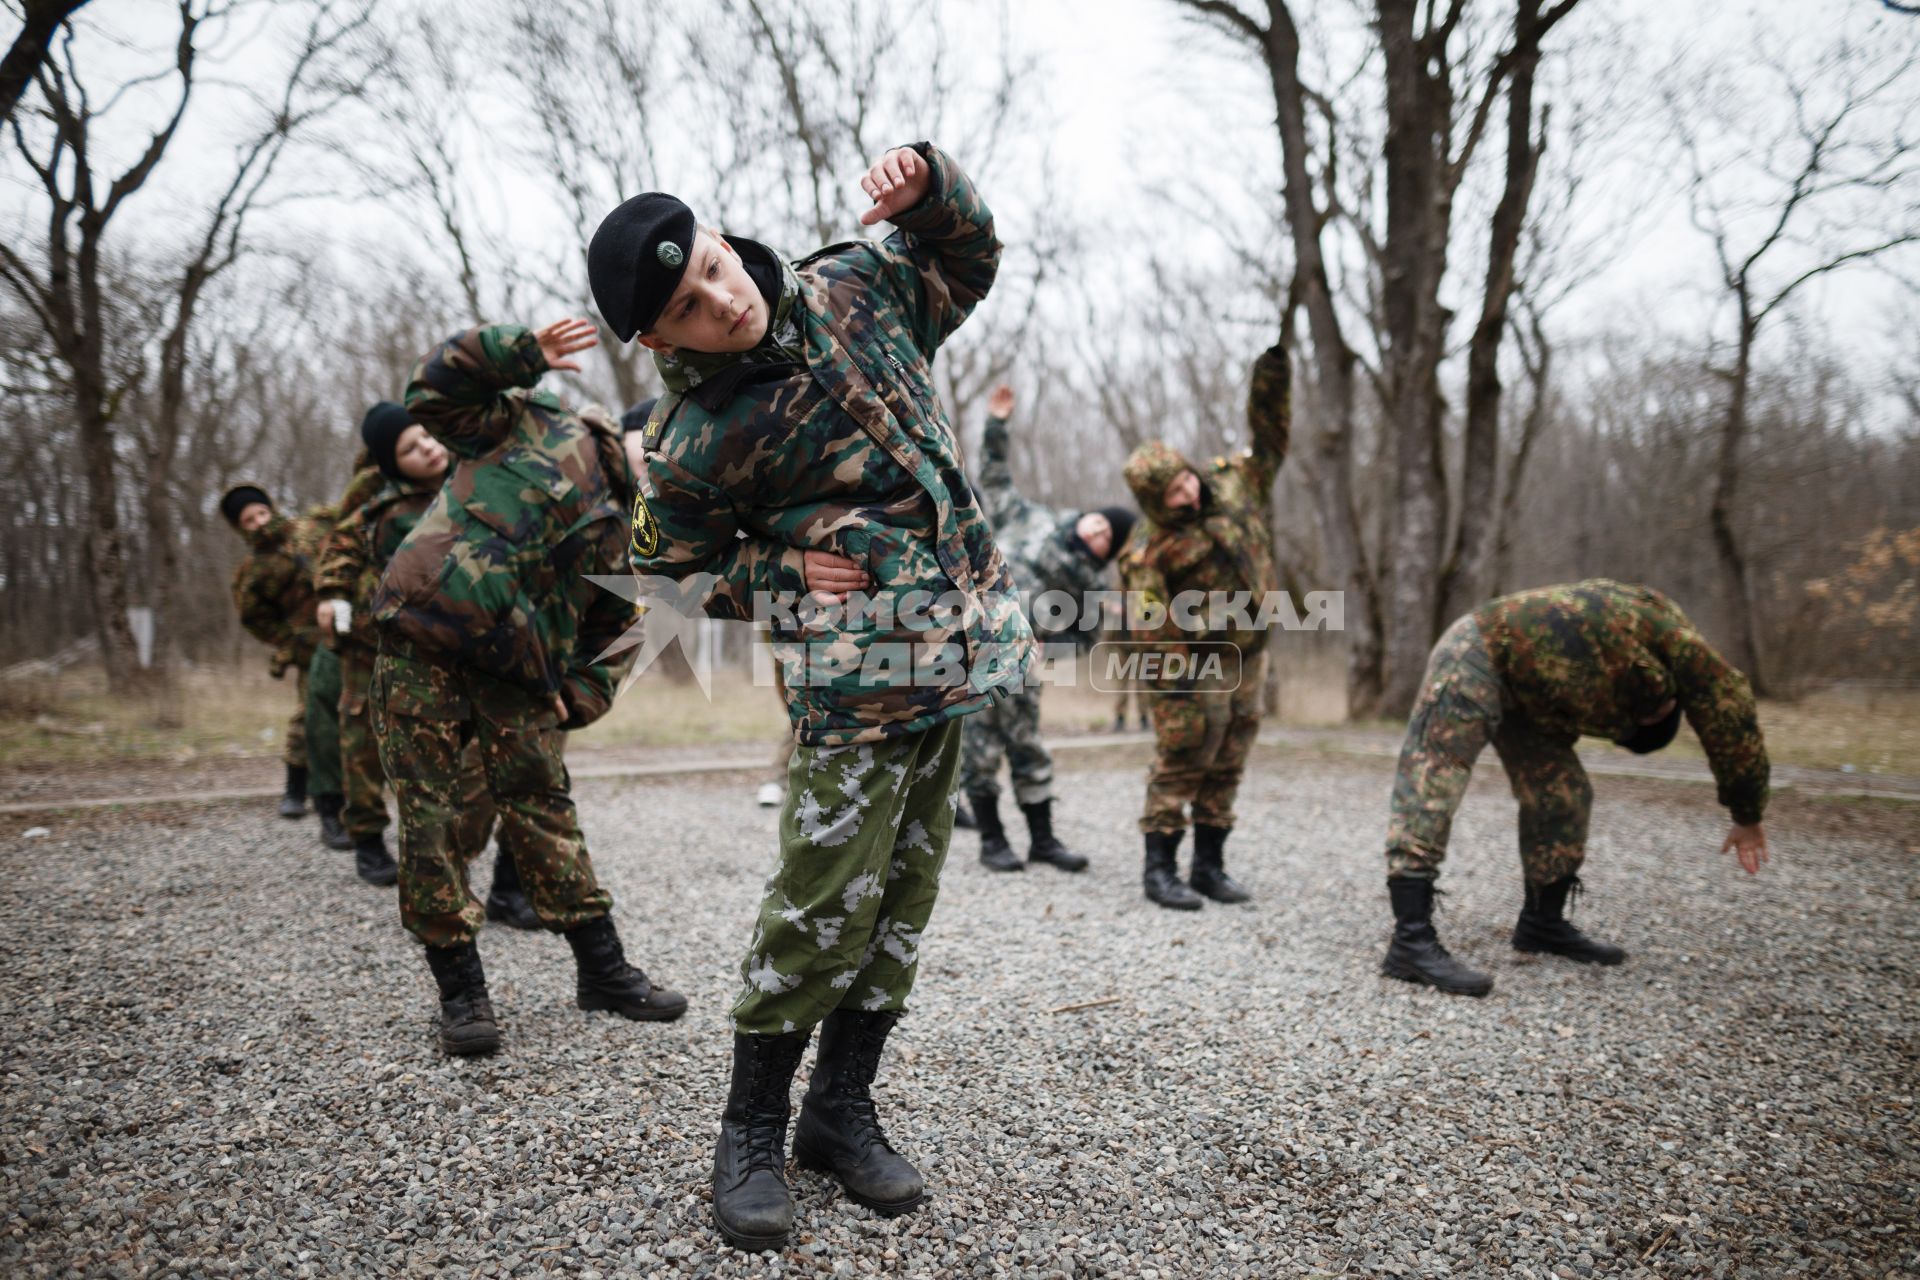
[591,146,1030,1251]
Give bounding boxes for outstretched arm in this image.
[404,319,598,454]
[976,383,1018,517]
[858,143,1002,358]
[1240,342,1293,495]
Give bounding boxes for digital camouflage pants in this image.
[959,684,1052,805]
[373,652,609,948]
[733,717,962,1036]
[338,645,391,841]
[1384,614,1592,886]
[1140,651,1266,834]
[304,647,343,799]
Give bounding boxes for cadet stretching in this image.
[594,141,1028,1251]
[1380,579,1771,996]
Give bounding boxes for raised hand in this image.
[1721,822,1769,875]
[858,147,933,227]
[988,383,1015,419]
[535,317,600,372]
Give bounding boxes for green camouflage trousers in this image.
[304,647,343,798]
[1141,651,1266,833]
[959,684,1052,805]
[338,645,391,841]
[1385,614,1592,886]
[733,718,963,1036]
[285,665,310,769]
[372,652,608,948]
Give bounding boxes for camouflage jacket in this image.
[316,471,439,654]
[374,326,642,730]
[1118,344,1290,658]
[976,413,1110,649]
[1475,579,1770,824]
[632,142,1033,747]
[230,513,326,675]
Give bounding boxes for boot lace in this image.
[740,1055,795,1173]
[827,1023,896,1155]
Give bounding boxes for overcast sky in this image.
[7,0,1916,416]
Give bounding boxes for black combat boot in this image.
[793,1010,927,1215]
[278,764,308,818]
[1189,824,1251,903]
[1021,799,1088,872]
[565,914,687,1021]
[423,942,501,1056]
[1381,876,1493,996]
[953,794,977,830]
[1143,831,1203,910]
[1513,875,1626,966]
[353,834,398,887]
[312,794,352,850]
[972,792,1023,872]
[483,848,540,930]
[712,1029,812,1252]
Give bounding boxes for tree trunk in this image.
[1375,0,1451,716]
[1708,310,1767,692]
[1261,2,1384,715]
[77,401,143,689]
[1442,0,1546,623]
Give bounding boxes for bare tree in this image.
[1171,0,1584,715]
[0,0,376,689]
[1670,17,1920,692]
[0,0,86,122]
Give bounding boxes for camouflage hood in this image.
[1123,440,1203,528]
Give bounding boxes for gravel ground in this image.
[1,748,1915,1279]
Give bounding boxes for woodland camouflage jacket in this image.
[231,512,326,676]
[316,471,439,654]
[1118,344,1291,659]
[1474,578,1770,824]
[373,327,642,730]
[975,413,1111,649]
[631,142,1033,747]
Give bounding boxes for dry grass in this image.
[0,663,299,768]
[5,659,1916,781]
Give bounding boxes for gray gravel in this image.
[2,748,1915,1278]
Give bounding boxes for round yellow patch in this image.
[630,491,660,558]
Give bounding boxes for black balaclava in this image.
[360,401,416,482]
[219,485,272,528]
[1615,701,1683,755]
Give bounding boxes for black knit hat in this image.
[1614,700,1683,755]
[360,401,416,482]
[588,193,698,342]
[1097,506,1136,556]
[219,484,272,527]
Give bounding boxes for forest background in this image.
[3,0,1915,744]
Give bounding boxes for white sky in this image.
[6,0,1916,416]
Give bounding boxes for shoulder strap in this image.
[640,390,688,452]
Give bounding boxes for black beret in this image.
[219,484,272,527]
[588,193,697,342]
[360,400,417,482]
